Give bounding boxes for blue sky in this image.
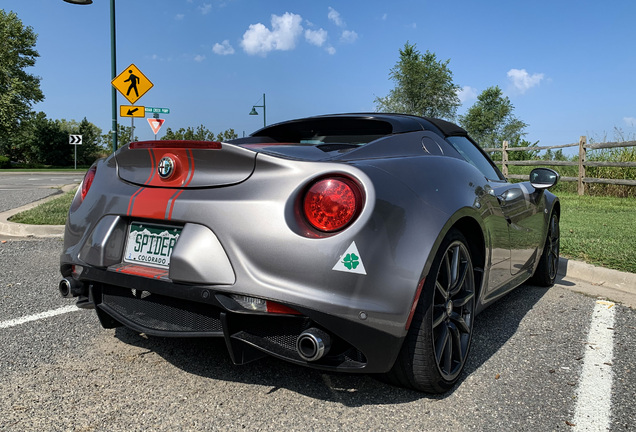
[5,0,636,150]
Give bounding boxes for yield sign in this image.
[147,118,165,135]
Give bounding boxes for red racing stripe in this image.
[126,148,195,220]
[166,149,195,219]
[127,149,157,215]
[128,187,180,219]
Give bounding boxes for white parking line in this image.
[0,305,79,329]
[572,300,616,431]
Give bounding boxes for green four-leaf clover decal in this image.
[342,253,360,270]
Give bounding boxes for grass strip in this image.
[8,190,76,225]
[559,192,636,273]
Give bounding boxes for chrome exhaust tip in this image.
[296,328,331,362]
[58,278,83,298]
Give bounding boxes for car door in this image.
[444,136,512,289]
[445,136,547,279]
[491,182,545,276]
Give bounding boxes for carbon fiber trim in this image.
[101,285,223,334]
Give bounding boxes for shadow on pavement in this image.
[112,283,551,406]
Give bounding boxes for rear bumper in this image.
[63,265,403,373]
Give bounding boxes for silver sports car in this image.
[59,113,560,393]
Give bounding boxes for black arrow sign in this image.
[69,135,82,145]
[127,107,139,116]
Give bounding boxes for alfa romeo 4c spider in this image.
[60,113,560,393]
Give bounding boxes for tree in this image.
[215,128,238,142]
[28,115,70,166]
[0,10,44,157]
[5,110,42,164]
[542,149,566,161]
[459,86,537,159]
[161,125,238,141]
[375,42,461,120]
[102,124,138,148]
[77,118,105,165]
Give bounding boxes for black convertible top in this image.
[249,113,468,143]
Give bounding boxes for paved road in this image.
[0,172,83,213]
[1,238,634,431]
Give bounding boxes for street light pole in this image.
[249,93,266,128]
[109,0,117,152]
[63,0,118,153]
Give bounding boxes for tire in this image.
[530,212,560,287]
[385,229,476,393]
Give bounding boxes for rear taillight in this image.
[303,176,363,232]
[80,165,97,201]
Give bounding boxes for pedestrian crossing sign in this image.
[111,63,154,104]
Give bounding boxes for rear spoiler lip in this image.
[129,141,222,150]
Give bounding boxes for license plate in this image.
[123,222,182,269]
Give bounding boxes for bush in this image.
[0,155,10,169]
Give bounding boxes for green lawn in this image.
[8,190,76,225]
[8,188,636,274]
[558,192,636,273]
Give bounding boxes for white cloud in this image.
[340,30,358,43]
[326,46,336,55]
[175,14,185,20]
[382,13,388,20]
[213,40,235,55]
[199,3,212,15]
[194,54,206,62]
[458,86,478,103]
[148,53,171,62]
[305,28,327,47]
[241,13,303,56]
[328,7,344,27]
[624,117,636,127]
[507,68,544,93]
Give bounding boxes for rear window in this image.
[253,118,393,145]
[300,134,386,145]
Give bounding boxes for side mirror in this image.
[530,168,559,190]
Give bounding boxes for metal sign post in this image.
[69,134,82,169]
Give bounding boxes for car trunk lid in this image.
[116,141,257,188]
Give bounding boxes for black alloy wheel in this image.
[385,229,476,393]
[546,213,560,282]
[530,212,560,287]
[431,238,476,382]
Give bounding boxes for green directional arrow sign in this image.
[145,107,170,114]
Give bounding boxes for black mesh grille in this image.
[263,333,299,352]
[101,286,222,334]
[247,319,307,352]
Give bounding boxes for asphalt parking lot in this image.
[0,174,634,431]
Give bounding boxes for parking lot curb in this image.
[558,257,636,308]
[0,183,77,238]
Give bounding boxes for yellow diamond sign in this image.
[112,64,153,104]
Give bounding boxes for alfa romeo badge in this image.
[158,156,175,179]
